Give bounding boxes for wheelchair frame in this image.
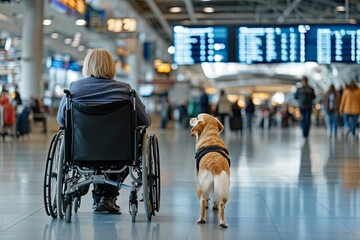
[43,89,160,223]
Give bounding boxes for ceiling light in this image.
[50,32,59,39]
[336,5,345,12]
[64,38,72,44]
[78,45,85,52]
[203,7,214,13]
[75,19,87,26]
[169,7,182,13]
[167,46,175,54]
[4,38,11,51]
[43,19,52,26]
[349,19,357,24]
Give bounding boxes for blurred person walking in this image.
[0,90,16,138]
[198,88,210,114]
[245,97,255,132]
[295,76,316,138]
[323,84,340,139]
[216,89,232,130]
[339,79,360,140]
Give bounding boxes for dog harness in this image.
[195,146,231,172]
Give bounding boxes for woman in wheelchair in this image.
[56,49,151,213]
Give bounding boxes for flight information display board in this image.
[172,24,360,64]
[236,25,307,63]
[305,24,360,64]
[173,26,228,65]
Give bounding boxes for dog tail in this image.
[198,170,214,193]
[213,171,230,202]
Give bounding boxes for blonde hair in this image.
[82,48,116,79]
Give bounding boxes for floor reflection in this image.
[4,127,360,239]
[299,140,313,185]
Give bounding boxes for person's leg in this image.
[303,109,312,138]
[300,108,307,137]
[92,183,103,211]
[97,170,129,213]
[328,111,335,137]
[219,114,225,126]
[343,113,349,137]
[349,114,357,137]
[42,118,47,133]
[326,112,332,137]
[246,114,252,131]
[333,112,338,138]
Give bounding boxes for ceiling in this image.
[126,0,360,44]
[2,0,360,96]
[123,0,360,95]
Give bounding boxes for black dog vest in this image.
[195,146,231,172]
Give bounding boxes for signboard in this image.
[50,0,86,18]
[106,18,137,33]
[173,24,360,64]
[173,26,228,64]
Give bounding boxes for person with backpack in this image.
[295,76,316,138]
[323,84,340,139]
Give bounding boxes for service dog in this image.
[190,113,230,228]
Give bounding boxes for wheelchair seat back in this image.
[70,100,135,167]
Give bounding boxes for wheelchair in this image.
[43,89,160,223]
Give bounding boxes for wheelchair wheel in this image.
[43,131,64,218]
[56,139,66,219]
[151,135,161,213]
[141,133,153,220]
[43,133,58,217]
[65,203,72,223]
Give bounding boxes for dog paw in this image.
[220,223,228,228]
[197,219,206,224]
[205,206,209,209]
[212,207,218,211]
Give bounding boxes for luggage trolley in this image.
[43,89,160,223]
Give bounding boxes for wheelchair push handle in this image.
[128,89,135,96]
[129,89,136,110]
[64,89,72,99]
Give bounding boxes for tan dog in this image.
[190,113,230,228]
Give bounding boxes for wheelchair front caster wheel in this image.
[131,203,137,222]
[65,204,72,223]
[73,197,80,213]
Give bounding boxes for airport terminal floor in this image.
[2,119,360,240]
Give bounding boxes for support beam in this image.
[144,0,172,39]
[277,0,303,23]
[345,0,349,20]
[183,0,197,23]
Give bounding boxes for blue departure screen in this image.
[173,26,228,65]
[172,24,360,64]
[305,24,360,64]
[236,25,306,63]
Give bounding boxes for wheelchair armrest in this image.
[136,125,146,134]
[59,126,65,130]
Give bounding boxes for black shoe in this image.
[93,203,100,212]
[98,197,121,213]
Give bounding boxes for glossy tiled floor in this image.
[1,121,360,240]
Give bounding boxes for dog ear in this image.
[215,117,224,133]
[190,119,204,138]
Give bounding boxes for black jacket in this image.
[295,86,316,109]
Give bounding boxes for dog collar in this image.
[195,146,230,172]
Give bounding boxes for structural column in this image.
[20,0,44,101]
[126,37,143,90]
